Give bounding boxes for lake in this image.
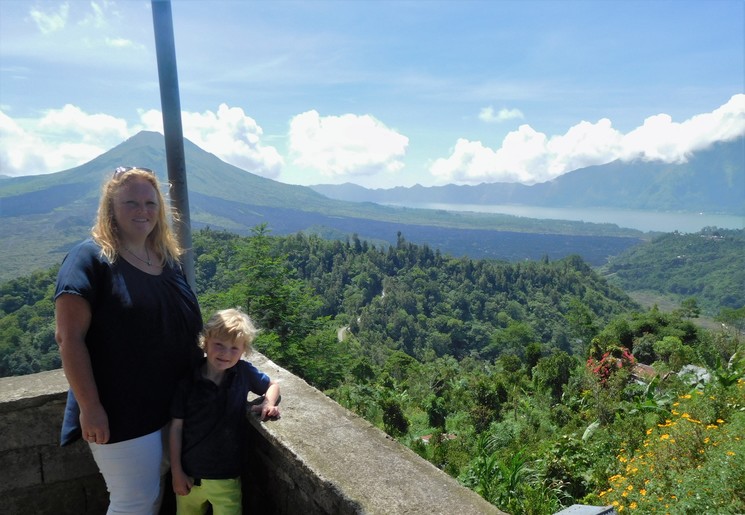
[386,203,745,233]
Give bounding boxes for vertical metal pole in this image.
[151,0,195,292]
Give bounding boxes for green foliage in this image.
[602,228,745,315]
[0,267,59,376]
[595,382,745,513]
[533,351,576,403]
[2,226,742,514]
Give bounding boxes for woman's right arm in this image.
[55,293,110,444]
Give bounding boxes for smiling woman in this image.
[54,165,203,514]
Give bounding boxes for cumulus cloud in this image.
[478,106,524,124]
[431,94,745,185]
[141,103,284,179]
[1,96,742,186]
[288,110,408,181]
[0,105,130,175]
[0,103,284,178]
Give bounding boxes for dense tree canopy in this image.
[1,227,743,514]
[601,228,745,315]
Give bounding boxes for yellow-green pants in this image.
[175,477,242,515]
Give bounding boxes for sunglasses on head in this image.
[113,166,155,178]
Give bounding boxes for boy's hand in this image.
[251,402,280,421]
[172,469,194,496]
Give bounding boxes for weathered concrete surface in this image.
[244,353,503,515]
[0,369,108,514]
[1,357,504,514]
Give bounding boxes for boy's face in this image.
[204,336,244,373]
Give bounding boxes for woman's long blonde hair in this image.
[91,167,183,266]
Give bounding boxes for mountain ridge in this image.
[310,137,745,215]
[8,130,732,281]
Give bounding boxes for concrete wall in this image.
[0,354,503,515]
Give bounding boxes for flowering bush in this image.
[587,347,636,386]
[593,379,745,513]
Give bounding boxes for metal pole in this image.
[151,0,195,292]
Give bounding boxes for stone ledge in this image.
[244,352,503,515]
[0,356,504,514]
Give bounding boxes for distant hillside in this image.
[311,137,745,215]
[599,227,745,315]
[0,131,645,282]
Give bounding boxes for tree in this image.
[533,351,576,403]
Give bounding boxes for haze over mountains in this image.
[0,131,741,281]
[311,137,744,215]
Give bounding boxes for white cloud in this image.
[478,106,524,124]
[29,3,70,34]
[0,103,284,178]
[431,94,745,185]
[620,94,745,162]
[142,103,284,179]
[105,37,138,49]
[1,96,743,186]
[288,110,409,181]
[79,1,109,29]
[0,105,130,176]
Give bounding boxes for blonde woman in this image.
[55,167,203,514]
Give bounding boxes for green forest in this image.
[1,227,743,514]
[600,227,745,315]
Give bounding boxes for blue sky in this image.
[1,0,743,188]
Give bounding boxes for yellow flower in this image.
[680,394,691,399]
[706,424,718,430]
[660,434,671,441]
[627,485,634,491]
[640,489,647,496]
[727,451,736,456]
[704,437,710,444]
[630,502,638,510]
[717,419,725,424]
[646,428,653,435]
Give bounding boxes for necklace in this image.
[125,246,152,266]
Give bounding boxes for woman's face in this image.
[112,176,160,243]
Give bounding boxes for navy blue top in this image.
[171,358,271,479]
[55,239,203,444]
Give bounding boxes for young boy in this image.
[170,308,280,514]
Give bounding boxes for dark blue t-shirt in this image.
[171,358,271,479]
[55,239,203,444]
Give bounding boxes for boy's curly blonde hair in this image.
[200,308,258,356]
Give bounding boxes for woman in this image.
[55,166,203,514]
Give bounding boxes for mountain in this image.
[0,131,645,282]
[311,138,745,214]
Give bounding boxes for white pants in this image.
[89,428,166,515]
